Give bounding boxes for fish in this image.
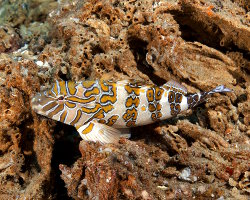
[31,79,232,144]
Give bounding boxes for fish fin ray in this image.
[164,80,187,94]
[116,79,147,86]
[208,85,232,95]
[76,121,126,144]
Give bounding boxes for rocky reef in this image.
[0,0,249,199]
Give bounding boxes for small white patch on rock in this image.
[35,60,44,67]
[141,190,151,200]
[21,66,28,77]
[179,167,191,181]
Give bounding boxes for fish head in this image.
[31,81,70,116]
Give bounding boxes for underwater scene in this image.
[0,0,249,199]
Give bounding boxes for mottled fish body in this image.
[31,80,231,143]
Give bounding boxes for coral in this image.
[60,140,172,199]
[0,55,55,198]
[0,26,21,53]
[179,0,250,51]
[239,171,250,193]
[0,0,58,26]
[0,0,249,199]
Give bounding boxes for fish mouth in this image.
[31,92,58,116]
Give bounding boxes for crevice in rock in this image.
[51,123,81,199]
[170,10,223,49]
[91,45,104,55]
[19,120,41,173]
[169,10,249,57]
[127,37,166,85]
[58,69,69,81]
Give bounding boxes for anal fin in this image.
[76,121,129,144]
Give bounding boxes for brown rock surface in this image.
[0,0,249,199]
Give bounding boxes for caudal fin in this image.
[187,85,232,109]
[207,85,232,95]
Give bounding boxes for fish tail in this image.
[187,85,232,109]
[207,85,232,95]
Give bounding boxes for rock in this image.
[0,0,249,199]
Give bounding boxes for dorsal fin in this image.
[164,80,188,94]
[116,79,147,86]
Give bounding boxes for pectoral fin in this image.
[76,121,130,144]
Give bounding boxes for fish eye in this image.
[58,96,64,101]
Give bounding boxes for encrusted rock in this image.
[0,0,249,199]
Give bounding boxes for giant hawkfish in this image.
[31,80,232,143]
